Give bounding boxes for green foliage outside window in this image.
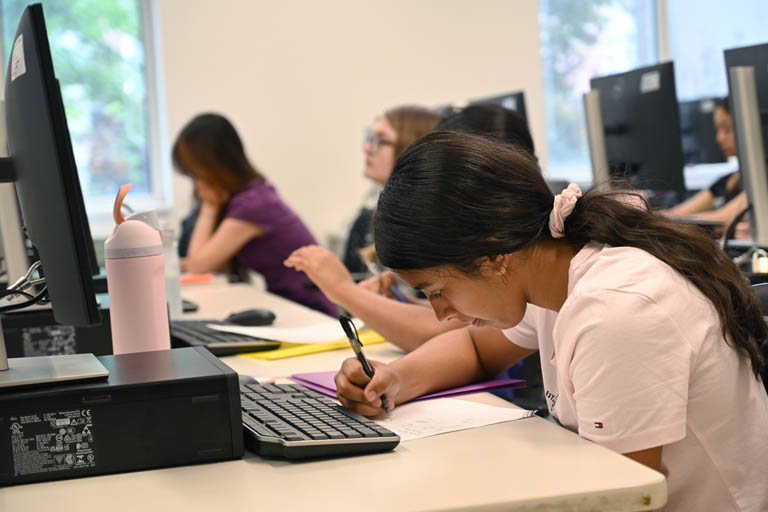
[540,0,611,164]
[1,0,149,197]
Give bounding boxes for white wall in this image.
[157,0,546,246]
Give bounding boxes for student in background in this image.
[663,98,747,225]
[335,132,768,511]
[173,113,337,316]
[343,106,441,274]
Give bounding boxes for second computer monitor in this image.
[724,42,768,245]
[469,91,527,125]
[724,42,768,162]
[590,62,686,201]
[679,97,727,165]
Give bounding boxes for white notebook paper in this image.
[373,398,535,442]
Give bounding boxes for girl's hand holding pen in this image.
[334,357,400,417]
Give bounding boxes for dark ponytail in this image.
[375,131,767,380]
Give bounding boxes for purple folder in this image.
[288,370,525,401]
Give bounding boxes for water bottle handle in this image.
[113,184,133,224]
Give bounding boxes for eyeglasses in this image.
[363,129,396,152]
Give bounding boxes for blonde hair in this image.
[384,106,441,158]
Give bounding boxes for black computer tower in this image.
[0,347,243,485]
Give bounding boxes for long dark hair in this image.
[172,113,263,193]
[375,132,767,380]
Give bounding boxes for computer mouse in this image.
[238,373,257,386]
[224,308,276,326]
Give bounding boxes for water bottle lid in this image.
[106,183,163,259]
[104,220,163,259]
[126,209,160,230]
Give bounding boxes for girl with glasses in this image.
[343,106,441,274]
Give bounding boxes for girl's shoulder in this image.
[562,244,717,342]
[570,244,674,295]
[229,180,279,209]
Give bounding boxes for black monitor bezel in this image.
[4,3,99,326]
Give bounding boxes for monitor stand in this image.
[0,312,109,390]
[0,354,109,389]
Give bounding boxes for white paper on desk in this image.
[374,398,535,442]
[208,317,364,343]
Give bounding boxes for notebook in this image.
[289,370,525,401]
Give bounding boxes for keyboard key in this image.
[355,428,380,438]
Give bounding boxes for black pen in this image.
[339,315,390,414]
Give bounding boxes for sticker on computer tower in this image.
[22,325,77,356]
[9,409,96,476]
[11,34,26,81]
[639,70,660,93]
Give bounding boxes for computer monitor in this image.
[724,43,768,246]
[679,97,727,165]
[589,62,686,203]
[469,91,527,125]
[434,104,458,118]
[0,3,106,387]
[725,43,768,162]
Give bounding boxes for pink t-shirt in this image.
[503,243,768,511]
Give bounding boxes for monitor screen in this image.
[4,3,99,326]
[590,62,686,200]
[679,97,727,165]
[469,91,527,125]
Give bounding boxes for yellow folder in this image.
[237,328,386,360]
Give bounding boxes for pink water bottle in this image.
[105,184,170,354]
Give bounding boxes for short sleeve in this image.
[708,172,732,199]
[559,290,693,454]
[502,306,541,350]
[224,183,286,234]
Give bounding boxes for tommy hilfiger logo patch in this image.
[594,422,604,429]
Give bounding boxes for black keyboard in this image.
[240,383,400,459]
[170,320,280,356]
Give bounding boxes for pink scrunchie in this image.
[549,183,582,238]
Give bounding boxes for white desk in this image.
[0,282,667,511]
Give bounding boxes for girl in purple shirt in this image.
[173,113,336,316]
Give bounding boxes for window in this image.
[666,0,768,101]
[540,0,657,183]
[0,0,168,234]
